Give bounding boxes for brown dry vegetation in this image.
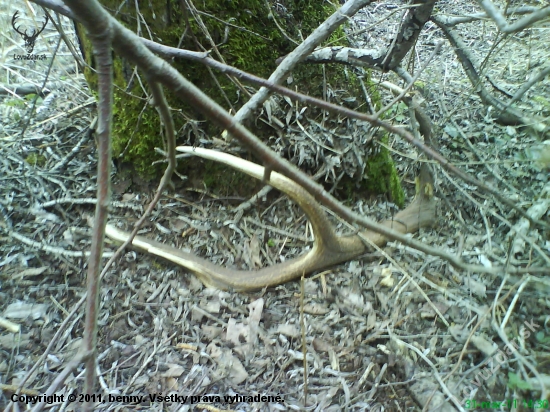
[1,1,549,411]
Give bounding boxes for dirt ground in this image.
[1,1,549,411]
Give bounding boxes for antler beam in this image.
[105,147,436,291]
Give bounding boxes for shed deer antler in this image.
[12,10,49,54]
[105,147,437,291]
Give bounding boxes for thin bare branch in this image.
[96,79,177,281]
[31,351,91,412]
[477,0,550,33]
[436,6,542,27]
[76,6,114,409]
[375,41,442,118]
[506,65,550,109]
[432,14,547,133]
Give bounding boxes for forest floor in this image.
[1,1,549,411]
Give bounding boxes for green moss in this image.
[362,136,405,207]
[151,260,165,270]
[75,23,97,93]
[25,153,47,167]
[76,1,403,200]
[179,0,350,109]
[111,88,165,177]
[78,1,341,182]
[338,137,404,207]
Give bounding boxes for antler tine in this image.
[12,10,48,36]
[176,146,370,258]
[38,12,49,34]
[12,11,26,36]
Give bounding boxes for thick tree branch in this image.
[380,0,437,70]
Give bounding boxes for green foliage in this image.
[25,153,47,167]
[3,99,26,108]
[507,372,533,390]
[535,330,550,344]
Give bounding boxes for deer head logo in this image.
[12,11,49,54]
